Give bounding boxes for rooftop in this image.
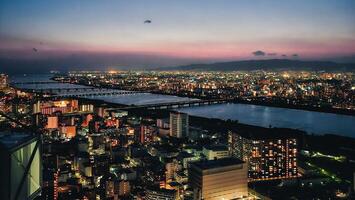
[191,157,244,170]
[203,145,228,151]
[0,131,36,151]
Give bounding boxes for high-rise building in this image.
[42,169,59,200]
[0,73,8,88]
[169,112,189,138]
[140,125,155,144]
[189,158,248,200]
[228,128,298,181]
[0,132,42,200]
[165,160,179,183]
[33,101,41,114]
[117,180,130,197]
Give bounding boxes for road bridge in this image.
[54,90,144,97]
[107,99,230,110]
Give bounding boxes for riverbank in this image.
[128,106,355,159]
[51,77,355,116]
[44,91,355,160]
[232,98,355,116]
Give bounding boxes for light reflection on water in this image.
[12,74,198,105]
[12,75,355,137]
[88,93,199,106]
[177,103,355,138]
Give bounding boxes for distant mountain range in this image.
[162,59,355,71]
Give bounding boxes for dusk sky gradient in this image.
[0,0,355,71]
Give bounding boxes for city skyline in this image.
[1,0,355,72]
[1,1,355,199]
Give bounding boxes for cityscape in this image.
[1,1,355,200]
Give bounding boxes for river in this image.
[177,103,355,138]
[11,74,355,138]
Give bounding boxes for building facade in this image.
[228,130,298,181]
[0,132,42,200]
[202,146,229,160]
[145,188,177,200]
[169,112,189,138]
[189,158,248,200]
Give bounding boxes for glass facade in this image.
[0,134,41,200]
[10,140,41,200]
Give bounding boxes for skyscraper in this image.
[228,128,298,181]
[0,132,42,200]
[0,74,8,88]
[189,158,249,200]
[169,112,189,138]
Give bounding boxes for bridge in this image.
[54,90,144,97]
[19,87,95,93]
[107,99,230,111]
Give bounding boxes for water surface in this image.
[178,103,355,137]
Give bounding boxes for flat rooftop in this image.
[203,145,228,151]
[0,131,36,151]
[192,157,244,170]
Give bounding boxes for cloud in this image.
[252,50,266,56]
[267,53,277,56]
[281,54,287,57]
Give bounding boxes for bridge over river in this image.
[106,99,230,110]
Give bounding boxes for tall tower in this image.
[0,132,42,200]
[169,112,189,138]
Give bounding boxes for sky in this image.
[0,0,355,72]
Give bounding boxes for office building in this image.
[189,158,248,200]
[165,160,179,183]
[140,125,155,144]
[202,145,229,160]
[228,127,298,181]
[0,132,42,200]
[46,116,59,129]
[170,112,189,138]
[0,73,8,88]
[117,180,130,197]
[60,126,76,138]
[145,188,177,200]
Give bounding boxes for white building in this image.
[169,112,189,138]
[202,146,229,160]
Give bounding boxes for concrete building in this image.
[60,126,76,138]
[140,125,155,144]
[117,180,130,197]
[170,112,189,138]
[0,132,42,200]
[146,188,177,200]
[46,116,59,129]
[189,158,248,200]
[228,127,299,181]
[0,73,8,88]
[165,160,179,183]
[202,146,229,160]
